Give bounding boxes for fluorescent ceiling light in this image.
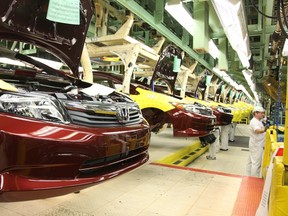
[237,48,250,68]
[165,0,195,36]
[213,67,239,90]
[242,69,258,101]
[213,67,256,102]
[209,40,220,59]
[242,69,253,86]
[238,84,255,102]
[211,0,251,68]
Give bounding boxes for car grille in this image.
[68,107,142,127]
[218,114,233,125]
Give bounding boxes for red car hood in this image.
[0,0,93,77]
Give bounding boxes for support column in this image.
[121,44,141,94]
[218,38,228,71]
[193,2,209,54]
[80,43,93,83]
[94,0,108,37]
[180,62,198,98]
[204,74,213,101]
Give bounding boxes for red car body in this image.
[92,72,216,137]
[150,45,233,127]
[0,0,150,201]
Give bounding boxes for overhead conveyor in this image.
[81,2,249,103]
[83,13,206,97]
[85,14,161,93]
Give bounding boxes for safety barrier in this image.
[258,128,288,216]
[268,154,288,216]
[238,117,249,124]
[261,129,282,179]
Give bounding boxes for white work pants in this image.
[208,129,220,158]
[220,124,230,150]
[246,146,264,177]
[229,123,237,141]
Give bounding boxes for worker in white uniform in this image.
[246,106,267,177]
[206,127,220,160]
[220,124,231,151]
[229,122,237,142]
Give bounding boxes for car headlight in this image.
[216,106,225,113]
[171,102,214,116]
[170,102,201,114]
[0,93,69,123]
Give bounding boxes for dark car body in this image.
[149,45,233,127]
[184,96,233,126]
[0,0,150,201]
[211,105,233,126]
[92,71,216,137]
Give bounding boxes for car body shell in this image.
[0,112,150,201]
[0,0,150,201]
[93,72,216,137]
[183,97,234,126]
[145,44,234,127]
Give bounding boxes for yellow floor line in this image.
[155,140,208,167]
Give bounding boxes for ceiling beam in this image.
[115,0,213,71]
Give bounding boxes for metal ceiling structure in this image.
[1,0,286,105]
[87,0,288,105]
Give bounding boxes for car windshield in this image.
[0,44,93,89]
[0,44,71,73]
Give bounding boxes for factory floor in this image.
[0,124,264,216]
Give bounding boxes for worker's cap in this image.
[253,106,265,113]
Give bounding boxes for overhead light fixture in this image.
[209,40,220,59]
[165,0,195,36]
[237,41,250,68]
[213,67,239,90]
[242,69,259,101]
[211,0,251,68]
[242,69,253,86]
[238,84,255,102]
[213,67,255,100]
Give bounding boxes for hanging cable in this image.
[280,0,288,30]
[274,48,282,141]
[277,0,288,39]
[277,70,281,141]
[252,0,277,19]
[273,67,280,131]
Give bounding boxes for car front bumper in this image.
[213,110,234,126]
[167,108,216,137]
[0,113,150,201]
